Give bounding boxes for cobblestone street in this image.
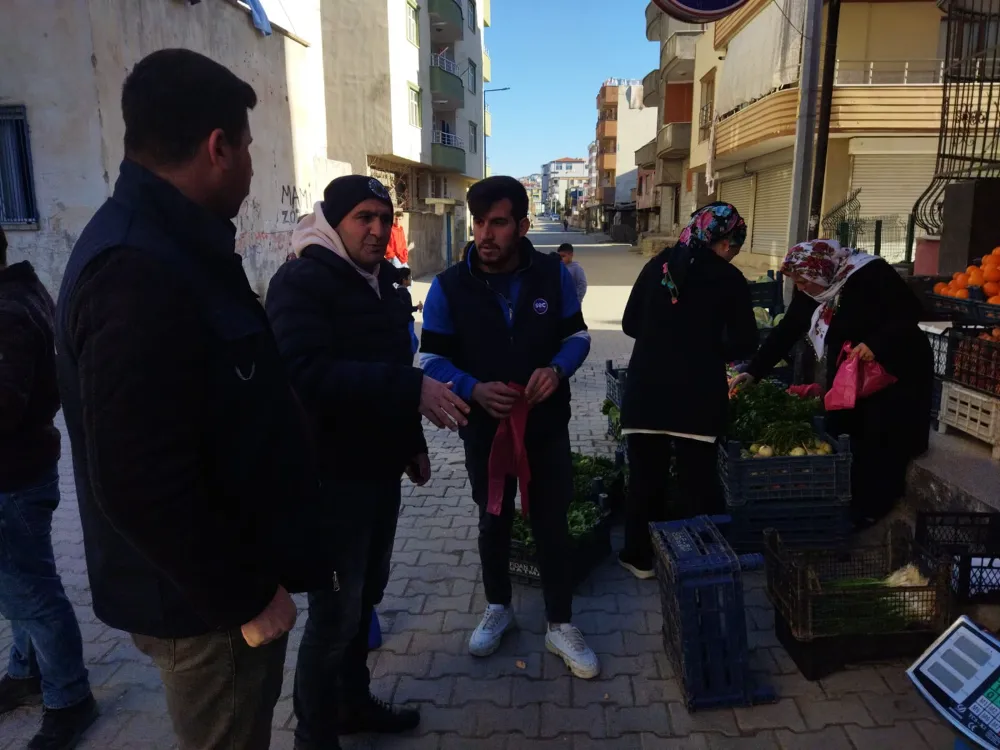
[0,232,956,748]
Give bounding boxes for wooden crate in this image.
[938,381,1000,461]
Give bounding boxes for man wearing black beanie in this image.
[265,175,469,750]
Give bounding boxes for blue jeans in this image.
[0,467,90,708]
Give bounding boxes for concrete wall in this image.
[830,2,943,62]
[388,0,428,165]
[405,210,445,278]
[1,0,108,291]
[614,88,658,205]
[689,27,723,171]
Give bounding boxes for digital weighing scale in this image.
[908,616,1000,749]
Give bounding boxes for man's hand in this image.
[241,586,296,647]
[728,372,756,394]
[849,343,876,363]
[405,453,431,486]
[416,301,424,313]
[419,378,470,430]
[472,382,521,420]
[525,367,560,406]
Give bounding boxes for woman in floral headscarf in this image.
[617,202,759,579]
[731,240,933,528]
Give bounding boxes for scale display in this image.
[909,616,1000,749]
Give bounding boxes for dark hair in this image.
[396,267,412,282]
[122,49,257,166]
[467,176,529,222]
[557,243,573,254]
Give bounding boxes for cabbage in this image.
[753,307,772,327]
[772,313,786,326]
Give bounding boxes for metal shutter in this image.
[751,165,793,256]
[718,177,754,223]
[850,154,937,216]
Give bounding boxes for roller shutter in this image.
[751,165,793,256]
[850,154,936,217]
[718,176,754,222]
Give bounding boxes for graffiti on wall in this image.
[277,184,313,225]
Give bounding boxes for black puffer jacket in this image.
[621,248,759,437]
[0,261,60,490]
[265,245,426,479]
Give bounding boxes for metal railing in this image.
[698,102,713,142]
[433,130,466,149]
[431,53,462,76]
[833,59,945,86]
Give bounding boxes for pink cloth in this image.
[487,384,532,518]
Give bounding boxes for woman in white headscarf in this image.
[730,240,933,529]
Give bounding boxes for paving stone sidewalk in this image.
[0,335,957,749]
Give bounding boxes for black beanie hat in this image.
[321,175,394,229]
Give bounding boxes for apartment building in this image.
[675,0,944,274]
[541,158,588,213]
[585,141,598,205]
[1,0,492,294]
[519,175,544,215]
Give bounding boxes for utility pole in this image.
[808,0,841,240]
[786,0,824,247]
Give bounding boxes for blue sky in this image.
[484,0,658,179]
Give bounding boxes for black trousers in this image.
[293,477,401,745]
[132,629,287,750]
[623,433,724,568]
[464,425,574,623]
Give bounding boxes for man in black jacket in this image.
[420,176,600,680]
[56,50,334,750]
[0,228,97,750]
[265,175,468,750]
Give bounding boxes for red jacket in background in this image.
[387,223,408,265]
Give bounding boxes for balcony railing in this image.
[833,59,945,86]
[431,53,462,76]
[433,130,466,149]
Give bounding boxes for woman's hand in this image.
[729,372,756,394]
[850,343,876,363]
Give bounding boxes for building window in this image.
[0,106,39,226]
[467,60,477,93]
[408,85,422,128]
[468,0,477,31]
[698,72,715,143]
[469,121,478,153]
[406,1,419,46]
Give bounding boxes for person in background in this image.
[386,211,409,269]
[729,240,933,529]
[557,243,587,305]
[420,176,600,680]
[562,218,569,232]
[266,175,470,750]
[618,203,758,579]
[0,227,97,749]
[56,49,335,750]
[395,267,422,356]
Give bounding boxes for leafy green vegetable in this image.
[759,420,815,456]
[728,380,820,446]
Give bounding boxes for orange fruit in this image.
[933,281,948,295]
[942,285,955,297]
[984,281,1000,297]
[985,266,1000,283]
[956,288,971,299]
[990,295,1000,305]
[968,265,981,275]
[970,270,986,287]
[955,273,971,289]
[954,271,963,280]
[983,255,1000,268]
[994,247,1000,256]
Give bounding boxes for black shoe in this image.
[0,674,42,715]
[337,694,420,735]
[618,551,655,580]
[27,693,98,750]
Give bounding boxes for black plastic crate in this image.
[748,272,784,316]
[928,293,979,322]
[605,360,627,408]
[718,418,852,506]
[652,516,775,710]
[945,325,1000,398]
[977,301,1000,324]
[926,328,948,377]
[509,511,611,587]
[725,498,850,554]
[763,528,951,679]
[915,512,1000,604]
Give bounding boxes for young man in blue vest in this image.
[55,49,335,749]
[420,176,600,679]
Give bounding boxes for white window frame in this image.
[468,0,477,31]
[406,1,419,47]
[408,85,422,128]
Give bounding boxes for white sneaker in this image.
[545,623,600,679]
[468,604,516,657]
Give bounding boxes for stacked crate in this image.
[940,325,1000,461]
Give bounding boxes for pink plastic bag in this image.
[823,343,898,411]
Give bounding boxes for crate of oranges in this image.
[931,247,1000,323]
[946,325,1000,398]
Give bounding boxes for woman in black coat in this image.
[618,202,759,579]
[730,240,933,528]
